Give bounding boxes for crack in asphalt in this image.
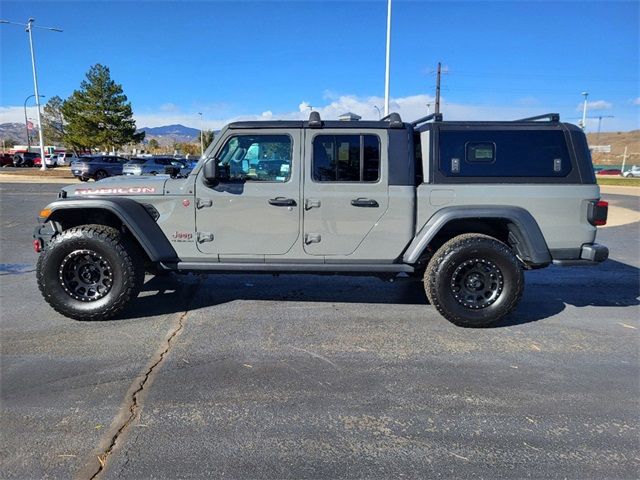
[82,279,201,480]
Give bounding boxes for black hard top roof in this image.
[227,120,405,130]
[227,112,572,132]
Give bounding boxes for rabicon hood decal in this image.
[62,176,168,196]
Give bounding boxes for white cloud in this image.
[575,100,612,111]
[632,97,640,105]
[2,93,632,133]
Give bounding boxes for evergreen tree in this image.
[62,64,144,151]
[201,130,215,150]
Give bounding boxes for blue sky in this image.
[1,0,638,132]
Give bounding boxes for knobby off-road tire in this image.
[424,233,524,328]
[37,225,145,320]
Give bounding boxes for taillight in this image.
[33,239,42,253]
[588,200,608,226]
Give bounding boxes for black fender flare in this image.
[41,197,178,262]
[402,206,551,266]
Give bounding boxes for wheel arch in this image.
[403,206,551,267]
[41,197,178,263]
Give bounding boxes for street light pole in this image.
[383,0,392,116]
[1,18,63,170]
[373,105,381,119]
[23,94,44,150]
[198,112,204,157]
[26,19,48,170]
[580,92,589,131]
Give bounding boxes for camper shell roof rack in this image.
[514,113,560,122]
[411,113,443,128]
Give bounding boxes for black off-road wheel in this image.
[36,225,145,320]
[424,233,524,328]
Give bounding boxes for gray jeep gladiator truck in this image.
[33,111,609,327]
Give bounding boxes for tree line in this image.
[41,64,214,154]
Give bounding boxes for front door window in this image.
[217,135,292,183]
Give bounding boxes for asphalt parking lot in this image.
[1,182,638,479]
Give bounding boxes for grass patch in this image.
[597,177,640,187]
[0,167,74,178]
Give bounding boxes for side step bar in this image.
[161,262,414,274]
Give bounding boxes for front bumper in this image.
[33,221,60,252]
[552,243,609,266]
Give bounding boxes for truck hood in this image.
[61,175,169,197]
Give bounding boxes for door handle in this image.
[304,233,321,244]
[196,198,213,209]
[269,197,297,207]
[351,198,379,208]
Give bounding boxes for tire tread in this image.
[424,233,524,328]
[36,224,143,321]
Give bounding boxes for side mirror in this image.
[165,165,181,178]
[203,160,217,183]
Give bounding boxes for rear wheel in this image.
[95,170,108,180]
[36,225,144,320]
[424,233,524,328]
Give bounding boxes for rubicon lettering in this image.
[73,187,156,195]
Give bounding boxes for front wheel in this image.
[36,225,144,320]
[424,233,524,328]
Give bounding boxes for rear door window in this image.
[312,134,380,182]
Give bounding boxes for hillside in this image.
[136,124,199,147]
[587,130,640,166]
[0,123,28,144]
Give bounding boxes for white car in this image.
[56,152,78,166]
[622,165,640,178]
[44,154,58,167]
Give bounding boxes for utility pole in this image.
[595,115,614,142]
[621,146,628,173]
[198,112,204,156]
[435,62,442,115]
[383,0,392,116]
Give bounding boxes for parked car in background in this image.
[1,153,13,167]
[35,154,58,167]
[12,152,39,167]
[596,168,622,176]
[622,165,640,178]
[56,152,79,166]
[70,155,129,181]
[123,157,186,176]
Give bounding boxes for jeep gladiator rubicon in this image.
[33,111,608,327]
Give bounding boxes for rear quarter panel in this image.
[416,184,600,250]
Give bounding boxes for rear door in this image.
[302,129,389,256]
[195,129,301,256]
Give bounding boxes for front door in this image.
[195,130,301,255]
[302,130,389,256]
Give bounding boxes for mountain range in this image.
[0,122,201,146]
[137,124,200,143]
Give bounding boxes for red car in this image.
[32,156,43,167]
[596,169,622,176]
[1,153,13,167]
